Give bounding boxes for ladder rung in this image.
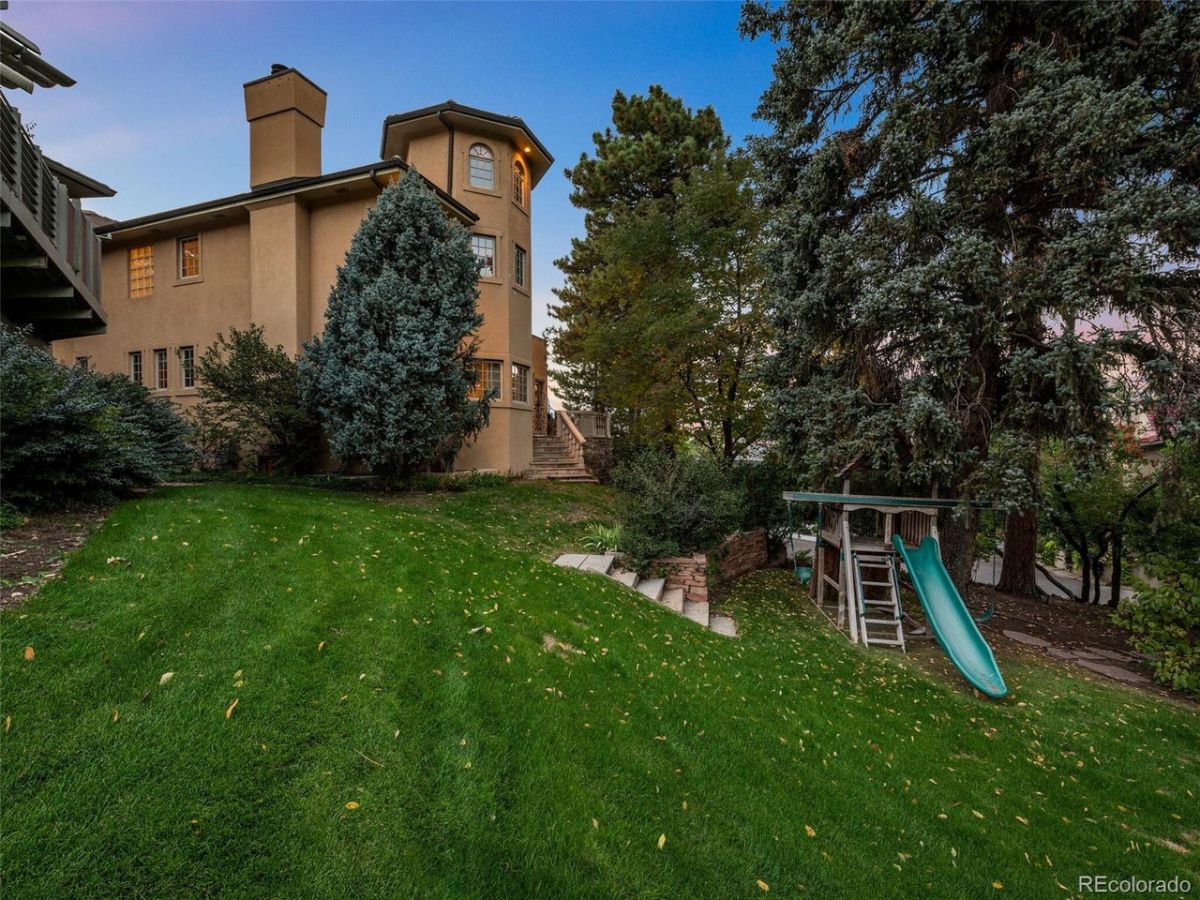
[862,598,895,606]
[865,638,905,646]
[863,617,901,625]
[860,580,893,587]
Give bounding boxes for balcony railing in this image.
[0,91,102,302]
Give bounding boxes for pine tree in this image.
[551,87,772,459]
[302,170,488,480]
[741,1,1200,589]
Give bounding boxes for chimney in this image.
[243,65,326,189]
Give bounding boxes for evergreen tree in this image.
[741,1,1200,588]
[303,170,488,480]
[552,88,772,459]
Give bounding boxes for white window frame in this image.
[471,234,496,278]
[179,345,196,388]
[467,143,495,189]
[514,244,527,288]
[511,363,529,404]
[177,234,201,280]
[153,348,169,391]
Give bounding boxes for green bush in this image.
[191,326,320,473]
[613,450,745,572]
[1115,556,1200,696]
[732,457,792,544]
[0,328,191,509]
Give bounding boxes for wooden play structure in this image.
[783,490,1008,698]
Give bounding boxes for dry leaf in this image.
[111,709,119,722]
[318,641,326,651]
[657,833,666,850]
[993,882,1003,890]
[159,672,175,686]
[225,698,239,719]
[805,824,816,838]
[592,818,599,829]
[757,880,770,892]
[22,646,34,661]
[345,801,359,810]
[4,716,11,733]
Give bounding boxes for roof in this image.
[44,157,116,199]
[95,158,478,237]
[380,100,554,187]
[782,491,992,510]
[0,11,75,92]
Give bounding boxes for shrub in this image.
[191,326,319,473]
[581,523,623,553]
[0,328,191,509]
[731,457,792,545]
[1115,556,1200,696]
[613,450,745,571]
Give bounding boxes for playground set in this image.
[783,491,1008,699]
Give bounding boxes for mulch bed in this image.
[0,505,112,609]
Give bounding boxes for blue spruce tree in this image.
[303,169,488,480]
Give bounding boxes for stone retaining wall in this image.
[653,528,768,603]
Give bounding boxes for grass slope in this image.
[2,485,1196,898]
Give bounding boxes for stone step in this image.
[659,586,684,614]
[609,568,639,589]
[709,613,738,637]
[553,553,588,569]
[637,577,666,603]
[530,474,598,484]
[683,600,710,628]
[579,554,616,575]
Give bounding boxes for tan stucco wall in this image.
[53,220,253,409]
[52,114,541,475]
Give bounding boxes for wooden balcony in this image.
[1,91,105,341]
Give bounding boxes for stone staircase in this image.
[553,553,737,637]
[531,433,597,483]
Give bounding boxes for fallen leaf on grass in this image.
[757,880,770,892]
[4,716,10,733]
[345,801,359,810]
[23,646,34,661]
[657,833,666,850]
[225,698,239,719]
[159,672,175,686]
[805,825,816,838]
[318,641,326,651]
[111,709,119,722]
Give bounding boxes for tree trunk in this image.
[997,507,1039,596]
[939,506,979,595]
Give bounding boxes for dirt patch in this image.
[899,584,1193,705]
[1,506,111,609]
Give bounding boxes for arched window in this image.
[512,158,526,206]
[468,143,494,189]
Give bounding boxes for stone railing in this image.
[565,409,611,438]
[557,406,588,460]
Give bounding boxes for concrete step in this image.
[637,577,666,603]
[531,474,598,483]
[709,613,737,637]
[609,568,639,589]
[683,600,710,628]
[579,554,616,575]
[659,586,684,614]
[553,553,588,569]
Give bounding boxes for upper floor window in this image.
[512,159,526,206]
[511,363,529,404]
[154,348,168,390]
[179,345,196,388]
[178,235,200,280]
[129,351,143,385]
[514,244,527,288]
[468,143,495,189]
[129,245,154,298]
[471,234,496,277]
[468,359,502,400]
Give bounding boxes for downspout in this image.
[437,111,455,194]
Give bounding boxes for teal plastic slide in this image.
[891,534,1008,698]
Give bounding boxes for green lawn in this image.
[3,484,1196,898]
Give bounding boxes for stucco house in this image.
[51,65,596,478]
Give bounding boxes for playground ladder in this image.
[851,550,906,652]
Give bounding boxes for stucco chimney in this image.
[243,65,326,189]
